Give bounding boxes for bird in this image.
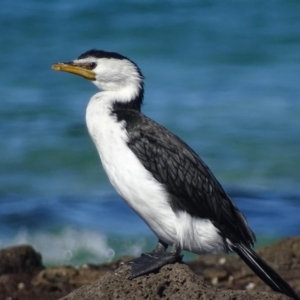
[52,49,299,299]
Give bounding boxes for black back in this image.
[113,107,256,249]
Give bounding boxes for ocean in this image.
[0,0,299,266]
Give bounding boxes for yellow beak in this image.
[52,62,96,80]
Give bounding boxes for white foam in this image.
[0,227,114,266]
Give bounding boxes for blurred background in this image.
[0,0,299,266]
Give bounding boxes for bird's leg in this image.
[126,240,183,279]
[153,239,168,253]
[125,240,167,274]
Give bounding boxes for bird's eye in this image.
[88,62,96,70]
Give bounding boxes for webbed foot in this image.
[126,251,183,279]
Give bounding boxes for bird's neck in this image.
[86,83,143,158]
[99,83,144,112]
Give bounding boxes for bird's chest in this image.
[86,104,132,191]
[87,110,155,209]
[85,102,176,243]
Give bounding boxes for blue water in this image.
[0,1,300,265]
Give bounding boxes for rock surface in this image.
[59,263,290,300]
[0,237,299,300]
[188,237,300,293]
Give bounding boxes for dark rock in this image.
[187,237,300,294]
[0,245,44,275]
[0,245,45,300]
[0,238,299,299]
[59,263,289,300]
[0,245,69,300]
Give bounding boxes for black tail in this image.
[231,243,299,299]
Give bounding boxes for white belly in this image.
[86,95,225,254]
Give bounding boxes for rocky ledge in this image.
[0,237,299,300]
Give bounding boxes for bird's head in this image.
[52,49,144,109]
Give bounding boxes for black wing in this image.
[114,108,255,247]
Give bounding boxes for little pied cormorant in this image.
[52,49,299,299]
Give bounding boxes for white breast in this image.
[86,93,177,245]
[85,93,225,254]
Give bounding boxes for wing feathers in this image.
[115,108,255,246]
